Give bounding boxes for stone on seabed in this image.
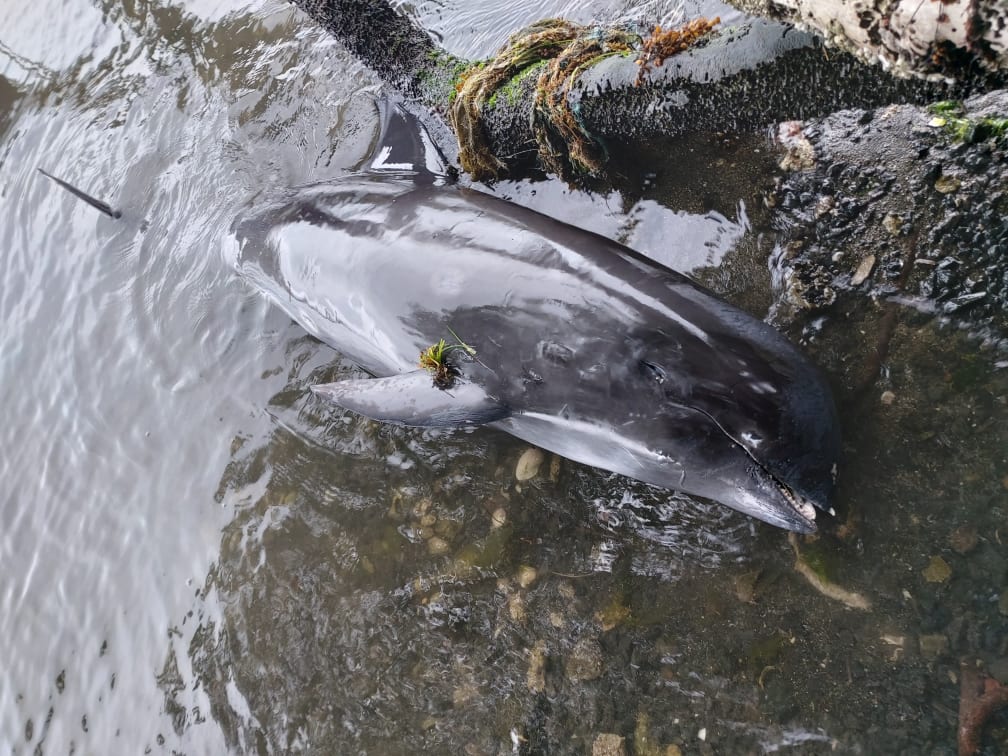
[592,733,626,756]
[515,447,545,480]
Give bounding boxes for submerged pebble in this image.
[566,638,604,682]
[922,556,952,583]
[934,174,961,194]
[592,734,626,756]
[595,596,631,631]
[516,447,545,480]
[516,565,538,589]
[918,634,948,659]
[427,537,449,556]
[549,454,561,482]
[527,641,547,693]
[882,213,903,235]
[948,525,979,554]
[850,255,876,285]
[508,592,527,624]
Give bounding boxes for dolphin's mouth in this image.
[770,475,819,531]
[686,404,827,533]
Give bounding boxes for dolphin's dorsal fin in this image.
[311,371,508,427]
[368,99,448,178]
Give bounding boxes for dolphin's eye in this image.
[639,360,666,384]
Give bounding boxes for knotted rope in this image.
[447,17,720,181]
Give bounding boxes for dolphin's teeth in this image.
[795,499,816,522]
[772,475,816,524]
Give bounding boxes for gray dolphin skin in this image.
[228,106,841,534]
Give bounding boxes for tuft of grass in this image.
[418,328,482,389]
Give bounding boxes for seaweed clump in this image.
[634,17,720,86]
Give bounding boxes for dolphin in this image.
[227,102,841,534]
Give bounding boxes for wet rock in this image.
[943,291,987,313]
[850,255,876,285]
[882,213,904,235]
[999,591,1008,616]
[453,544,480,569]
[949,525,979,555]
[777,122,815,171]
[480,524,511,565]
[923,556,952,584]
[934,174,961,194]
[769,91,1008,337]
[592,733,626,756]
[567,638,604,682]
[815,195,835,218]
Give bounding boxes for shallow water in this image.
[1,1,1006,754]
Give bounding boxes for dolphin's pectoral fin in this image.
[311,371,509,428]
